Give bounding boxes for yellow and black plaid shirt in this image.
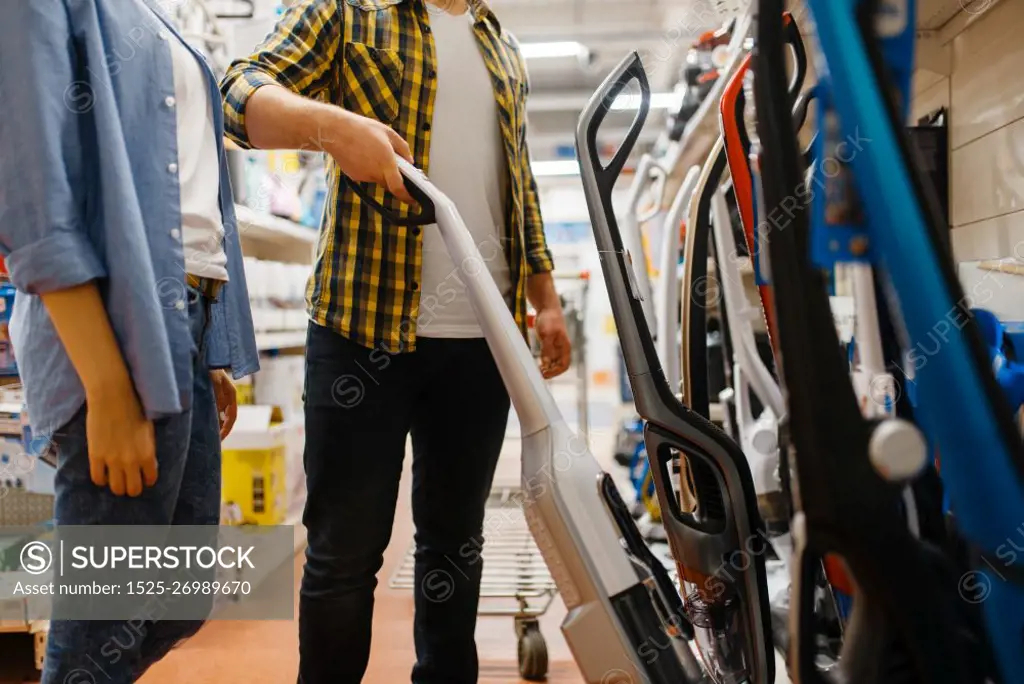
[221,0,554,352]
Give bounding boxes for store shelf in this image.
[669,8,755,178]
[235,205,317,250]
[256,331,306,352]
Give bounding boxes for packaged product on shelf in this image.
[0,284,17,376]
[254,355,305,422]
[221,405,290,526]
[234,374,256,406]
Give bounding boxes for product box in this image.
[254,355,305,422]
[0,285,17,376]
[221,406,289,526]
[234,374,256,407]
[0,435,30,491]
[0,402,22,438]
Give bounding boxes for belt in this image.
[186,273,225,301]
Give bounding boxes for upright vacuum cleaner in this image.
[752,1,1003,681]
[578,52,775,684]
[347,158,707,684]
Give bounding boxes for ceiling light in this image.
[610,92,682,111]
[520,41,588,60]
[532,160,581,177]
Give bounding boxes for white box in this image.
[254,356,305,422]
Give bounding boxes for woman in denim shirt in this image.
[0,1,259,681]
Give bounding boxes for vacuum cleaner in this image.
[751,1,1004,680]
[346,158,706,684]
[578,51,775,684]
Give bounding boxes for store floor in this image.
[138,492,581,684]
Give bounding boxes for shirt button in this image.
[411,282,419,292]
[168,162,179,174]
[427,68,437,79]
[170,228,181,240]
[158,29,170,41]
[412,227,421,236]
[422,122,432,132]
[165,96,176,108]
[174,300,186,311]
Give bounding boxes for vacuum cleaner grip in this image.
[344,170,438,226]
[581,51,651,200]
[782,11,808,101]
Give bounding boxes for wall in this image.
[910,0,1024,264]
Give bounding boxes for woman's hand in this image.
[85,380,158,497]
[210,369,238,440]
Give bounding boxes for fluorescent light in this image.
[610,92,682,111]
[532,160,581,177]
[520,41,588,60]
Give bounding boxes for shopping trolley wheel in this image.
[516,617,548,681]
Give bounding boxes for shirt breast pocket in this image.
[343,42,404,124]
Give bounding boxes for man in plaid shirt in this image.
[221,0,570,681]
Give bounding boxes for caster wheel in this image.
[517,619,548,682]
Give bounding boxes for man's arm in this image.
[509,44,570,377]
[220,0,414,201]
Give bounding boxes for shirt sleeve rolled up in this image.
[220,0,344,149]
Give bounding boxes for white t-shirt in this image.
[416,9,512,338]
[162,13,229,281]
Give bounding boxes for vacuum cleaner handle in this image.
[782,11,808,100]
[580,52,651,202]
[792,86,820,163]
[343,168,438,226]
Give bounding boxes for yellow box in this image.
[235,382,255,407]
[221,419,289,526]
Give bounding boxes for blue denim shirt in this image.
[0,0,259,439]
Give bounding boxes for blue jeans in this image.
[42,284,222,684]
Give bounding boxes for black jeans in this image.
[299,322,511,684]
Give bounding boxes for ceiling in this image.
[491,0,731,162]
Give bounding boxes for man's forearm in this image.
[243,84,344,152]
[527,272,560,312]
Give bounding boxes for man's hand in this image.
[324,108,416,204]
[86,381,158,497]
[535,306,572,379]
[527,272,571,378]
[210,370,239,440]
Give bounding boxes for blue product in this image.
[804,1,1024,677]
